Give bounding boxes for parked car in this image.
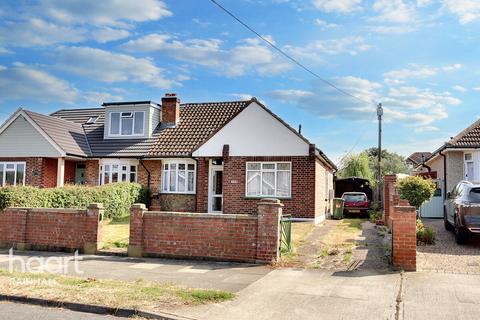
[444,180,480,244]
[341,192,370,215]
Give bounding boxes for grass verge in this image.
[101,216,130,250]
[0,269,234,312]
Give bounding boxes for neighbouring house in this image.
[405,152,432,173]
[0,94,336,222]
[417,118,480,197]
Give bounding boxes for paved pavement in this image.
[176,268,401,320]
[0,302,122,320]
[0,250,270,292]
[417,219,480,274]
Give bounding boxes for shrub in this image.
[397,176,436,209]
[416,219,436,245]
[0,183,150,219]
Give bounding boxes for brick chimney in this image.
[161,93,180,126]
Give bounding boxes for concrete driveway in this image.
[417,219,480,274]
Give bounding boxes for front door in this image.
[209,161,223,213]
[75,164,86,185]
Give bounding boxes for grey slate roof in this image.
[24,109,90,157]
[51,108,160,157]
[406,152,432,165]
[447,118,480,148]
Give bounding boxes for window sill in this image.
[160,192,196,196]
[243,196,292,200]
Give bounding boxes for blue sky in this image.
[1,0,480,164]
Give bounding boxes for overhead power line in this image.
[209,0,378,106]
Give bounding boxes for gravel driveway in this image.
[417,218,480,274]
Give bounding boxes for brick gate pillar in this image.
[256,198,283,263]
[383,175,397,228]
[128,203,147,257]
[84,203,104,254]
[391,204,417,271]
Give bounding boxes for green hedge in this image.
[0,183,150,219]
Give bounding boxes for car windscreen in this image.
[343,194,366,202]
[468,188,480,203]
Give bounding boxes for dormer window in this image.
[109,111,145,137]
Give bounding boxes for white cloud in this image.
[84,91,123,104]
[0,19,86,46]
[372,0,416,23]
[268,89,314,102]
[452,85,467,92]
[0,63,78,103]
[383,63,463,81]
[91,27,130,43]
[54,46,177,89]
[314,19,338,28]
[414,126,439,132]
[123,34,293,77]
[284,37,370,63]
[473,87,480,92]
[35,0,172,27]
[443,0,480,24]
[231,93,255,100]
[368,25,417,34]
[312,0,362,13]
[0,47,13,55]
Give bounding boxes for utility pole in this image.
[376,103,383,211]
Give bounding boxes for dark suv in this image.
[444,180,480,244]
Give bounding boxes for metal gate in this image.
[419,179,444,218]
[280,214,292,255]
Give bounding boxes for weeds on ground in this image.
[416,219,436,245]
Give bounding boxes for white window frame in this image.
[464,153,474,181]
[161,159,197,194]
[245,162,292,198]
[99,160,138,185]
[108,111,145,137]
[0,162,26,187]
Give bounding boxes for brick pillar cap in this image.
[258,198,284,206]
[88,203,104,209]
[132,203,147,210]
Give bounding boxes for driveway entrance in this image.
[417,219,480,273]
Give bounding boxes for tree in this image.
[337,153,374,182]
[397,176,436,209]
[365,148,409,178]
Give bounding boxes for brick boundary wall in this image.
[0,203,103,254]
[128,198,283,263]
[383,175,398,228]
[391,203,417,271]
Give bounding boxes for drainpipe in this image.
[439,150,447,199]
[139,159,151,189]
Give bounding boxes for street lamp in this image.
[377,103,383,211]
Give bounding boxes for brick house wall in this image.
[64,160,77,185]
[85,160,99,186]
[0,157,58,188]
[211,156,316,219]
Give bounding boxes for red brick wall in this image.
[383,175,397,227]
[196,158,209,212]
[0,205,102,253]
[215,156,315,219]
[85,160,99,186]
[64,160,77,185]
[42,158,58,188]
[391,204,417,271]
[129,199,282,263]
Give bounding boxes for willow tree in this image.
[338,153,374,183]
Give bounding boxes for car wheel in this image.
[454,216,468,244]
[444,209,454,231]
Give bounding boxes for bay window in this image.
[99,162,137,185]
[162,160,196,193]
[0,162,26,187]
[109,111,145,137]
[246,162,291,197]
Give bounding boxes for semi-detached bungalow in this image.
[0,94,336,222]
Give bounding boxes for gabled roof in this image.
[406,152,432,165]
[1,97,335,164]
